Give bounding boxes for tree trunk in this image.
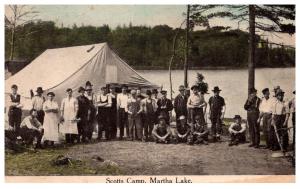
[9,26,15,61]
[184,5,190,88]
[248,5,255,95]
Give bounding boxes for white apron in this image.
[60,97,78,134]
[42,100,60,142]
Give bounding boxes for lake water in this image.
[139,68,295,119]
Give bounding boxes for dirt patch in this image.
[68,139,295,175]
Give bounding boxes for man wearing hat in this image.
[126,89,143,141]
[244,88,261,148]
[84,82,96,141]
[152,115,172,144]
[189,115,209,145]
[270,89,290,152]
[95,86,112,140]
[289,90,295,150]
[228,115,246,146]
[257,88,273,149]
[174,85,188,126]
[187,85,206,124]
[141,90,158,141]
[175,115,191,143]
[117,85,129,140]
[76,87,90,142]
[8,84,23,134]
[208,86,225,142]
[31,87,45,124]
[157,90,173,124]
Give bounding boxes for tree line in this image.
[5,21,295,70]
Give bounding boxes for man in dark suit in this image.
[174,85,188,126]
[157,90,173,124]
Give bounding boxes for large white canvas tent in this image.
[5,43,158,109]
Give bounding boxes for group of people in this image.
[6,80,295,152]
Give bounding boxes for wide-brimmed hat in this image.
[121,84,128,89]
[233,115,241,120]
[152,89,158,94]
[212,86,222,92]
[146,90,152,96]
[130,89,137,95]
[66,88,72,92]
[101,86,107,90]
[191,85,199,91]
[11,84,18,89]
[178,85,185,91]
[262,88,269,94]
[36,87,44,93]
[273,86,280,92]
[47,92,55,97]
[293,90,295,94]
[275,89,285,96]
[161,90,167,94]
[158,115,166,121]
[78,86,85,93]
[249,88,257,94]
[85,81,93,87]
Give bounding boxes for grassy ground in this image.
[5,138,295,176]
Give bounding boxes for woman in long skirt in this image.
[60,88,79,144]
[42,92,60,146]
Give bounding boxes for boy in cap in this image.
[157,90,173,124]
[175,115,191,143]
[141,90,157,141]
[270,89,290,152]
[208,86,225,142]
[76,87,90,143]
[31,87,45,124]
[228,115,246,146]
[152,115,172,144]
[257,88,273,149]
[174,85,188,126]
[244,88,261,148]
[8,84,23,134]
[189,115,209,145]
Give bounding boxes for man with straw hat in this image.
[31,87,46,124]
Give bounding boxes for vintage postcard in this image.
[3,2,296,183]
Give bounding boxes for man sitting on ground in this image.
[228,115,246,146]
[152,115,172,144]
[20,109,44,148]
[189,115,209,145]
[175,115,191,143]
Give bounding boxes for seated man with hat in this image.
[175,115,191,143]
[152,115,172,144]
[20,109,44,148]
[31,87,46,124]
[188,115,209,145]
[228,115,246,146]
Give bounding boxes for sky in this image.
[5,5,295,46]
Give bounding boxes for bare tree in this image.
[5,5,39,60]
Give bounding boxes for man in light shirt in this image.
[20,109,43,148]
[270,89,290,152]
[31,87,45,124]
[257,88,273,149]
[187,85,207,125]
[117,85,129,140]
[228,115,246,146]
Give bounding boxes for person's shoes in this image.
[203,140,209,145]
[119,136,123,140]
[229,142,234,146]
[254,145,260,148]
[248,144,254,147]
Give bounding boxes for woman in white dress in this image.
[42,92,60,146]
[60,88,79,144]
